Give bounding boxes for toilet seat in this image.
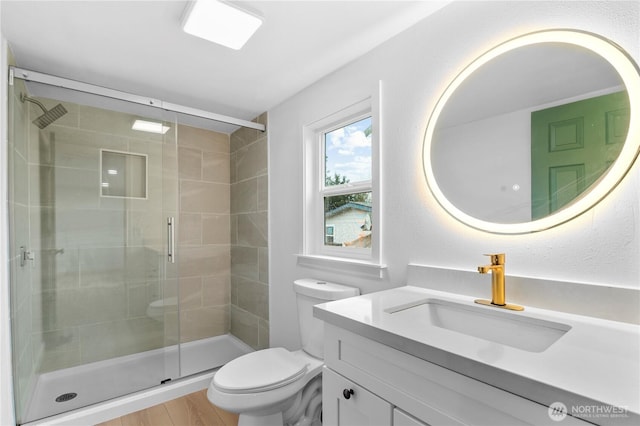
[213,348,309,394]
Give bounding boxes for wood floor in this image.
[96,390,238,426]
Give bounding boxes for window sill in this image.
[296,254,387,279]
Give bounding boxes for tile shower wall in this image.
[175,125,231,343]
[229,113,269,350]
[12,82,254,412]
[24,99,174,373]
[21,107,234,374]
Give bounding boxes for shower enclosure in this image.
[7,67,257,424]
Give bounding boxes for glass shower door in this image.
[8,79,180,423]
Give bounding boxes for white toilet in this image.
[207,278,359,426]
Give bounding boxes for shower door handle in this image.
[167,217,175,264]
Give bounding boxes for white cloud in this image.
[327,129,371,155]
[345,131,371,148]
[325,117,372,182]
[328,128,345,147]
[335,155,372,182]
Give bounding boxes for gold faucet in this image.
[475,254,523,311]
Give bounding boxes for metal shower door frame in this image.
[9,66,266,132]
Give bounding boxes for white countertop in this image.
[314,286,640,422]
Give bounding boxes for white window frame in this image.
[303,89,381,264]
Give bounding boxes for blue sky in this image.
[324,116,372,184]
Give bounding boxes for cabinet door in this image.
[394,409,430,426]
[323,367,393,426]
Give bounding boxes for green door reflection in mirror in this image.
[531,91,630,219]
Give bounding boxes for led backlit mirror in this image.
[423,30,640,234]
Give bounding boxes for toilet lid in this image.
[213,348,309,394]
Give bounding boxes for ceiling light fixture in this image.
[182,0,263,50]
[132,119,170,134]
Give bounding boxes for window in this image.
[322,116,372,249]
[325,225,335,245]
[303,96,379,263]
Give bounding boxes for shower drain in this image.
[55,393,77,403]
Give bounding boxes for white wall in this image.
[269,1,640,350]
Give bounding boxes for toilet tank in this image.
[293,279,360,359]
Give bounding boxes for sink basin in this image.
[386,299,571,352]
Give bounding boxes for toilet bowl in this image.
[146,296,177,322]
[207,279,359,426]
[207,348,323,425]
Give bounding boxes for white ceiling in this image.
[2,0,450,132]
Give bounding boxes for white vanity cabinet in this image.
[323,366,430,426]
[394,409,429,426]
[323,367,393,425]
[322,323,589,426]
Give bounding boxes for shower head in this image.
[20,93,68,129]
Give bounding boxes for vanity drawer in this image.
[324,324,590,426]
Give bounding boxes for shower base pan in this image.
[21,334,252,425]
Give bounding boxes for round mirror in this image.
[423,30,640,234]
